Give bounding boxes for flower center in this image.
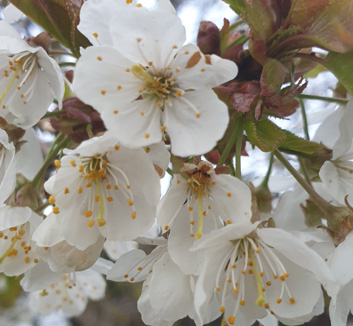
[0,51,38,109]
[215,237,295,324]
[131,65,184,109]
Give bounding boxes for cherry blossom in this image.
[0,21,64,128]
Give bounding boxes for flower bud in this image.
[197,21,220,56]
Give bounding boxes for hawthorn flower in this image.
[157,161,252,238]
[42,133,160,250]
[0,21,64,129]
[73,2,237,156]
[0,206,41,276]
[192,221,332,326]
[29,269,106,317]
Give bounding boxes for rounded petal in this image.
[163,90,229,156]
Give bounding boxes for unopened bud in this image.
[197,21,221,56]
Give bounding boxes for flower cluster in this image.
[1,0,353,325]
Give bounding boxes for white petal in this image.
[163,90,229,156]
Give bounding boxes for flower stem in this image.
[299,98,310,140]
[273,150,329,211]
[297,94,348,105]
[260,154,274,188]
[32,135,69,191]
[235,119,243,180]
[41,110,66,119]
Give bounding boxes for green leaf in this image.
[279,131,324,155]
[9,0,91,57]
[322,50,353,95]
[260,59,286,96]
[222,0,278,42]
[244,119,287,152]
[303,63,327,79]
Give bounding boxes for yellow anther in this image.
[130,277,135,282]
[201,68,206,72]
[260,272,264,277]
[145,133,150,139]
[34,258,39,263]
[216,286,221,291]
[190,233,195,237]
[211,182,216,186]
[137,267,142,271]
[249,269,253,274]
[48,196,55,205]
[219,306,225,313]
[285,272,289,278]
[232,264,236,269]
[114,185,118,190]
[264,303,269,309]
[24,256,30,264]
[86,182,92,188]
[114,145,120,151]
[226,220,231,224]
[289,297,295,304]
[93,33,98,38]
[273,274,278,279]
[124,274,128,278]
[190,221,195,225]
[101,90,106,95]
[113,110,119,114]
[64,187,69,194]
[53,207,60,214]
[107,197,113,202]
[87,220,95,227]
[131,211,136,219]
[277,298,282,304]
[176,91,182,97]
[196,113,201,118]
[233,288,239,294]
[280,275,285,281]
[239,300,245,306]
[78,186,83,194]
[241,270,246,275]
[127,199,133,206]
[79,165,84,172]
[227,192,231,197]
[266,281,271,286]
[117,85,122,90]
[84,210,93,218]
[228,316,235,325]
[97,56,102,61]
[54,160,61,168]
[106,185,111,190]
[255,247,260,253]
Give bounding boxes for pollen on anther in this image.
[239,300,245,306]
[264,303,269,309]
[280,275,286,281]
[127,199,133,206]
[93,33,98,38]
[117,85,122,90]
[233,288,239,294]
[241,270,246,275]
[140,111,144,116]
[86,182,92,188]
[107,197,113,202]
[54,160,61,168]
[87,220,95,227]
[228,316,235,325]
[124,274,128,278]
[24,257,31,264]
[145,133,150,139]
[85,210,93,218]
[289,297,295,304]
[190,221,195,225]
[48,196,56,205]
[97,56,102,61]
[201,68,206,72]
[78,186,83,194]
[113,110,119,114]
[184,51,189,55]
[190,233,195,237]
[277,298,282,304]
[216,286,221,291]
[176,91,183,97]
[220,306,225,313]
[226,220,231,224]
[70,160,76,167]
[114,145,120,151]
[164,226,169,231]
[227,192,232,197]
[101,90,106,95]
[266,281,271,286]
[53,207,60,214]
[131,211,136,219]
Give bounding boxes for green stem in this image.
[166,168,175,176]
[42,110,66,119]
[228,161,236,177]
[299,98,310,140]
[235,119,244,180]
[32,135,69,191]
[261,153,274,187]
[217,121,241,168]
[299,157,312,186]
[297,94,348,105]
[273,150,329,211]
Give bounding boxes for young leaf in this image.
[279,131,324,155]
